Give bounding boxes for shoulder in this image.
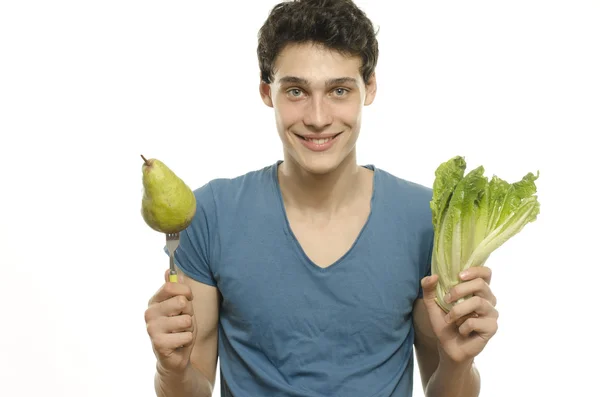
[375,167,432,197]
[373,166,433,219]
[181,161,279,258]
[372,166,434,254]
[193,162,278,210]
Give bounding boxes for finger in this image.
[158,295,194,317]
[149,281,194,306]
[148,314,194,336]
[459,266,492,285]
[455,312,479,328]
[446,277,496,307]
[153,331,194,353]
[421,274,447,314]
[145,295,194,327]
[458,317,498,339]
[420,274,439,303]
[445,296,497,324]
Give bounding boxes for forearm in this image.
[425,357,481,397]
[155,363,213,397]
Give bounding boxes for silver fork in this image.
[166,232,180,283]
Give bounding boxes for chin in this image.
[290,151,351,176]
[298,158,340,175]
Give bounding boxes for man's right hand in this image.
[145,270,197,375]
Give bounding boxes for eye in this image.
[333,88,349,96]
[287,88,304,97]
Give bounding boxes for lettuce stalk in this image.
[430,156,540,312]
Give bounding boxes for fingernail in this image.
[445,313,452,323]
[460,271,468,279]
[444,293,451,303]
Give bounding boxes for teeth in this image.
[307,137,332,144]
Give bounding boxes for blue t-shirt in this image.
[166,161,433,397]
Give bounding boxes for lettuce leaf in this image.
[430,156,540,312]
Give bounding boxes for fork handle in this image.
[169,255,178,283]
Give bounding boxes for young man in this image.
[144,1,500,396]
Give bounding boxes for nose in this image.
[303,96,333,131]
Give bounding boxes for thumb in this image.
[164,269,171,283]
[420,274,440,308]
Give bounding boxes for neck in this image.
[277,151,370,215]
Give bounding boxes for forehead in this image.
[272,42,362,83]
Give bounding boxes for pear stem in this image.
[141,155,150,166]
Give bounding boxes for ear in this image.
[364,72,377,106]
[259,79,274,108]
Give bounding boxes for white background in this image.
[1,1,598,396]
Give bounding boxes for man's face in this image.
[260,42,377,175]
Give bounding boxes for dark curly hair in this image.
[257,0,379,85]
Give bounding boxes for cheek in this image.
[275,101,302,128]
[337,103,362,126]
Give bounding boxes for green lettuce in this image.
[430,156,540,312]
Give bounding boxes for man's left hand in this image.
[420,266,499,364]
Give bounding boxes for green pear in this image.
[140,155,196,234]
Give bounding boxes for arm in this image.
[413,299,480,397]
[155,266,220,397]
[414,268,498,397]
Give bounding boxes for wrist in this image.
[156,362,192,383]
[426,349,480,397]
[438,356,474,376]
[437,347,475,375]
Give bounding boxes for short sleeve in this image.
[416,227,434,299]
[163,181,217,287]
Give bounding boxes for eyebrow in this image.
[278,76,358,86]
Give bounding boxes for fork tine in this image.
[166,232,180,282]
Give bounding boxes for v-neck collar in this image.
[270,160,378,272]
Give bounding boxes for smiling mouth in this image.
[293,132,343,144]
